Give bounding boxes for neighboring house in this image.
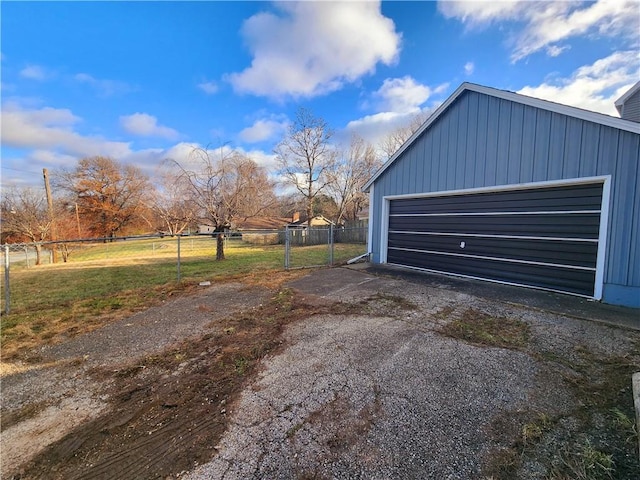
[363,82,640,308]
[198,217,290,235]
[232,217,291,231]
[614,81,640,123]
[197,224,218,235]
[287,214,334,228]
[233,216,291,245]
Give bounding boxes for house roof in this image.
[614,80,640,112]
[233,217,290,230]
[287,215,334,227]
[364,82,640,192]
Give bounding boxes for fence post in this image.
[4,245,10,315]
[24,246,29,269]
[328,224,334,266]
[176,235,181,282]
[284,227,290,270]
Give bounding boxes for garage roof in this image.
[363,82,640,192]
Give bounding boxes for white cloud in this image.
[546,45,569,58]
[346,111,417,144]
[75,73,134,96]
[132,142,277,175]
[345,77,448,149]
[1,102,131,158]
[120,113,180,140]
[517,51,640,116]
[372,76,433,114]
[228,1,401,99]
[197,81,219,95]
[20,65,49,81]
[238,116,288,143]
[237,147,278,170]
[464,61,474,75]
[439,0,640,61]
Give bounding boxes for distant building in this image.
[287,213,334,229]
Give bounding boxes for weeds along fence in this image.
[1,226,368,314]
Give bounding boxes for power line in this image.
[1,166,44,175]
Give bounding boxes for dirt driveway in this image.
[2,267,639,479]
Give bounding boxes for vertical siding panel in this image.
[563,117,583,178]
[507,103,524,185]
[520,106,537,183]
[455,95,469,189]
[496,99,512,185]
[475,93,489,186]
[423,130,433,191]
[621,133,640,285]
[596,126,616,176]
[484,96,499,185]
[608,129,628,284]
[430,122,440,191]
[414,135,425,194]
[407,145,416,194]
[465,92,479,188]
[531,109,551,182]
[547,113,566,179]
[578,123,600,177]
[445,112,457,190]
[438,115,449,189]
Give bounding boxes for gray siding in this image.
[370,90,640,306]
[620,88,640,123]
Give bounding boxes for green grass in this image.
[0,239,366,360]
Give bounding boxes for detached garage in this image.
[364,82,640,308]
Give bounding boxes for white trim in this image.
[593,175,611,300]
[388,247,596,272]
[363,83,639,192]
[386,263,594,300]
[367,183,374,257]
[390,210,601,217]
[384,175,610,201]
[380,197,390,264]
[388,231,599,243]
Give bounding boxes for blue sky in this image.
[1,1,639,189]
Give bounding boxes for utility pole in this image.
[43,168,58,263]
[75,203,82,238]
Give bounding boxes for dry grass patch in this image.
[438,308,530,350]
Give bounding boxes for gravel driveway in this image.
[185,267,640,479]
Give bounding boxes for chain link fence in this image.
[1,227,368,314]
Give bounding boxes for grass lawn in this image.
[0,239,366,361]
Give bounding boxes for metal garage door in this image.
[386,182,604,297]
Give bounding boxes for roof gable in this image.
[364,82,640,191]
[615,80,640,110]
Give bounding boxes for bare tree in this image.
[0,187,52,264]
[171,146,276,260]
[148,171,197,236]
[327,135,381,224]
[275,108,336,222]
[56,156,151,239]
[379,111,428,160]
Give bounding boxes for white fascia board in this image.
[382,175,610,201]
[363,82,640,192]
